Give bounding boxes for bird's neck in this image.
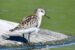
[35,13,43,28]
[35,12,43,17]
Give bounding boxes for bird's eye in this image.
[41,10,43,12]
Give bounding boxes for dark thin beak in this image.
[45,14,50,19]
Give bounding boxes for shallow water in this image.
[0,41,75,50]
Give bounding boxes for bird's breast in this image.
[37,16,42,28]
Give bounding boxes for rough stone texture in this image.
[0,19,68,47]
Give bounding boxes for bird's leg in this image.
[22,32,31,44]
[28,32,31,42]
[23,33,25,38]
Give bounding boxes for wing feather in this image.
[9,15,38,32]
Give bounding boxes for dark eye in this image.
[41,10,43,12]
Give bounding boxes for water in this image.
[0,41,75,50]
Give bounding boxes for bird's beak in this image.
[45,14,50,19]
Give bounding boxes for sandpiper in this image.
[9,8,50,42]
[9,8,50,31]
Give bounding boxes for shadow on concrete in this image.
[6,36,28,43]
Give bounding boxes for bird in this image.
[9,8,50,42]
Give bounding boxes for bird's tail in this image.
[9,27,19,32]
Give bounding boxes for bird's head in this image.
[35,8,45,16]
[35,8,50,18]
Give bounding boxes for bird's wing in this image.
[19,15,38,28]
[9,15,38,32]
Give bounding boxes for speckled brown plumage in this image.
[9,15,38,32]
